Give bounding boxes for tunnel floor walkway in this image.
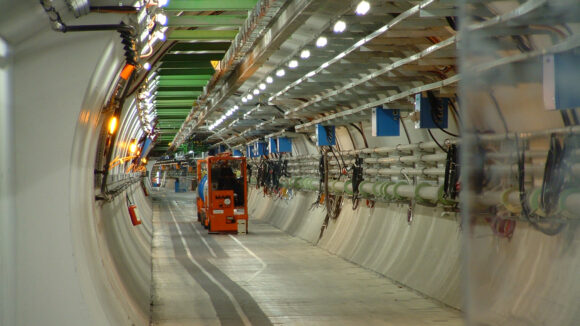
[150,190,463,325]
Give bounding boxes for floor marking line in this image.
[229,235,268,283]
[167,205,251,326]
[171,200,217,258]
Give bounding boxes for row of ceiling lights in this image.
[134,1,169,62]
[207,1,372,133]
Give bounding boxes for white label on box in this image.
[213,209,224,214]
[234,209,245,215]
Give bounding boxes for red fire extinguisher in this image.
[126,194,142,226]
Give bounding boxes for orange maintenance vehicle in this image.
[196,153,248,233]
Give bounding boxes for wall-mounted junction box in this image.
[414,93,449,129]
[316,124,335,146]
[277,137,292,153]
[543,51,580,110]
[254,141,267,156]
[268,137,278,154]
[372,105,400,136]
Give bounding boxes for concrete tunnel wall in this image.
[246,81,580,325]
[247,126,464,310]
[2,4,578,325]
[9,25,154,325]
[461,82,580,325]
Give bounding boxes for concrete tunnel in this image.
[0,0,579,325]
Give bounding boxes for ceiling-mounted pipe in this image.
[40,1,137,64]
[62,23,134,33]
[89,6,138,13]
[65,0,90,18]
[40,1,135,33]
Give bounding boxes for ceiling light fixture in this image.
[266,76,273,83]
[129,139,138,154]
[108,116,118,135]
[276,69,285,77]
[259,83,266,90]
[253,89,260,95]
[139,29,149,43]
[247,94,254,100]
[300,49,311,59]
[156,13,168,26]
[333,20,346,33]
[288,60,298,68]
[242,97,248,103]
[143,62,151,70]
[316,36,327,48]
[157,0,169,8]
[155,30,166,41]
[356,1,370,16]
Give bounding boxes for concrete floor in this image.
[150,190,463,325]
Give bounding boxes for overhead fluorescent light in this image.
[156,13,168,26]
[288,60,298,69]
[333,20,346,33]
[356,1,370,16]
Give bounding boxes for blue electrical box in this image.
[277,137,292,153]
[218,144,226,153]
[246,145,253,158]
[268,137,278,154]
[254,142,267,156]
[543,51,580,110]
[414,93,449,129]
[316,124,335,146]
[233,149,243,157]
[372,106,400,136]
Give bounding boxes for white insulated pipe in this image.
[365,168,445,177]
[475,187,580,219]
[280,177,444,204]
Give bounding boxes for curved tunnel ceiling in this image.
[134,0,463,158]
[165,0,461,154]
[3,0,580,325]
[141,0,259,156]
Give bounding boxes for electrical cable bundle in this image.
[351,156,364,209]
[426,91,459,138]
[311,153,326,208]
[443,144,460,200]
[254,156,290,196]
[516,135,569,236]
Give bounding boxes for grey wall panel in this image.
[13,26,154,325]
